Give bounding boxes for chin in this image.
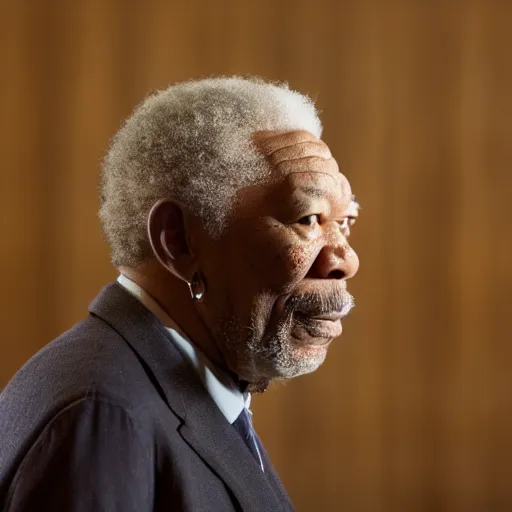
[256,344,328,381]
[231,323,331,384]
[281,344,328,378]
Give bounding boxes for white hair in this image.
[99,76,322,267]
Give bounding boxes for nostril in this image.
[328,269,345,279]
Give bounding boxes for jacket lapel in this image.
[257,444,295,511]
[89,282,287,512]
[177,386,284,512]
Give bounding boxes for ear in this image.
[147,199,198,283]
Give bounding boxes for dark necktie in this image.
[232,408,265,471]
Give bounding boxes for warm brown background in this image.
[1,1,511,511]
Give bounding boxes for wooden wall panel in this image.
[1,1,511,510]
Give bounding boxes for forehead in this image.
[253,130,353,208]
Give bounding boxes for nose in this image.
[308,240,359,280]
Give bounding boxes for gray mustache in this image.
[286,289,354,317]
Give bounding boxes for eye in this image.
[297,214,320,226]
[340,216,357,235]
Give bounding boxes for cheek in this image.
[287,244,316,278]
[226,225,318,291]
[263,239,318,292]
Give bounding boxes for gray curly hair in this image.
[99,76,322,267]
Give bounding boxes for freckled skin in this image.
[289,245,313,272]
[193,130,360,390]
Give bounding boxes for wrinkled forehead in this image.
[253,129,352,204]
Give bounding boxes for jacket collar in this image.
[88,282,292,512]
[116,273,248,424]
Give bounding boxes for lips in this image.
[310,312,344,322]
[295,299,353,323]
[293,313,343,342]
[287,290,354,344]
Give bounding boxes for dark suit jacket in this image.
[0,282,294,511]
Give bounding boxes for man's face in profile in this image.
[195,130,360,386]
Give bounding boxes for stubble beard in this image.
[218,288,354,388]
[220,307,327,390]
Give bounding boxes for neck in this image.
[118,261,228,371]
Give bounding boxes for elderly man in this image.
[0,77,359,511]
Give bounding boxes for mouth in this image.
[281,289,354,346]
[295,295,353,321]
[292,313,343,345]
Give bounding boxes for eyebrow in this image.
[290,188,361,218]
[297,187,359,206]
[297,186,331,199]
[289,187,328,212]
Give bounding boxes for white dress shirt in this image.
[117,274,250,424]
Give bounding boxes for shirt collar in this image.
[117,274,249,423]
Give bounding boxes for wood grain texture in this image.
[1,1,511,510]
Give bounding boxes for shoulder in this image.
[0,313,172,490]
[1,313,152,414]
